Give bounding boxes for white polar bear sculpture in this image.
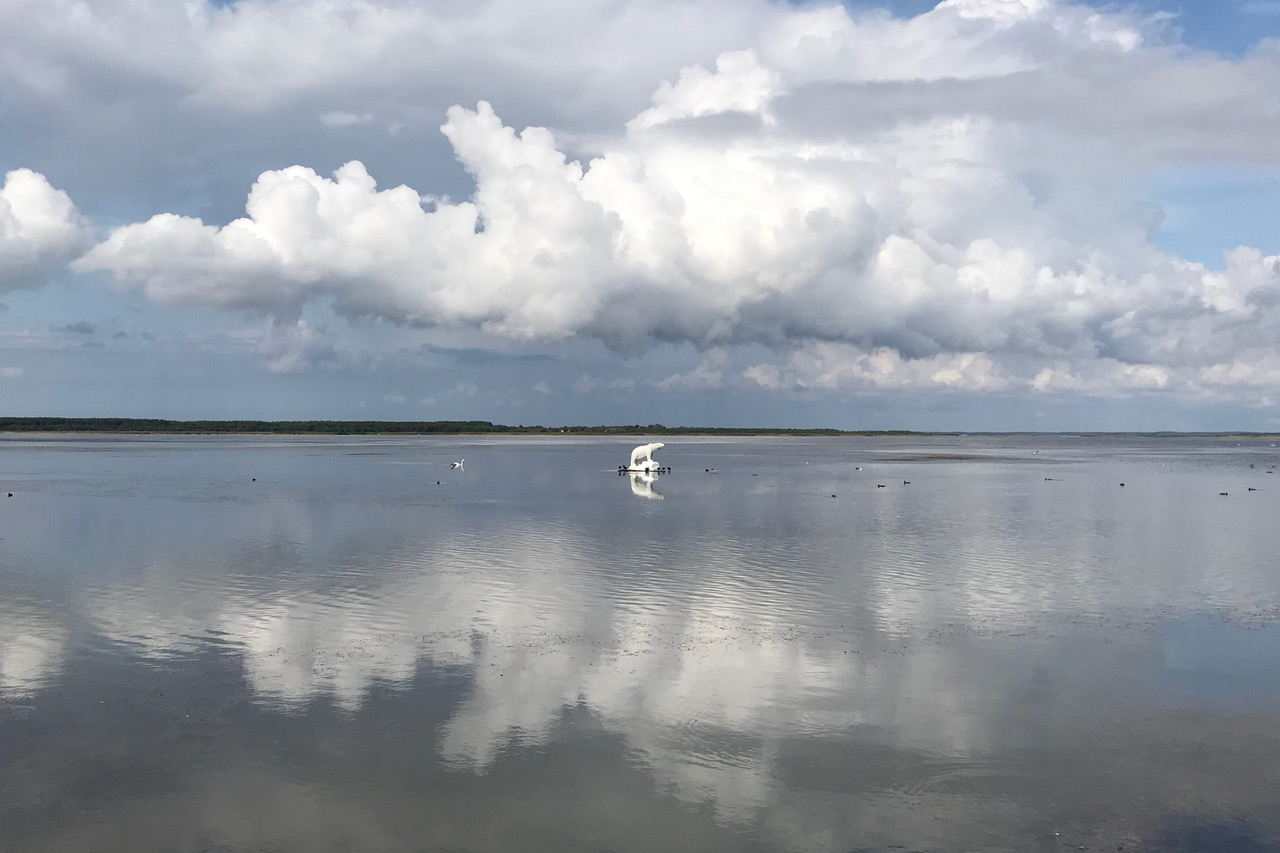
[626,442,665,473]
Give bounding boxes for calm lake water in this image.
[4,434,1280,852]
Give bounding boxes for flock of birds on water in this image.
[1,445,1273,500]
[603,441,1277,500]
[604,442,1277,500]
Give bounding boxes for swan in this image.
[450,459,465,469]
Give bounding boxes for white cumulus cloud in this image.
[0,168,90,293]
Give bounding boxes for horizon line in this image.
[1,417,1278,438]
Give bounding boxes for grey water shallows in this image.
[3,434,1280,852]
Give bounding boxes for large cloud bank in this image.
[21,0,1280,396]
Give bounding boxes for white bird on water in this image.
[450,459,465,469]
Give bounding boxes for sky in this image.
[2,0,1280,430]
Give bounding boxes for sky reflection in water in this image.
[3,435,1280,852]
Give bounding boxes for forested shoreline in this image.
[0,418,921,436]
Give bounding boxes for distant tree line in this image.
[0,417,925,436]
[0,418,513,434]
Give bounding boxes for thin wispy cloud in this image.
[1239,1,1280,15]
[319,111,374,128]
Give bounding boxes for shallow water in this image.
[3,434,1280,852]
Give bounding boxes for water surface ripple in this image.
[3,434,1280,852]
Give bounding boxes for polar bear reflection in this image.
[629,471,663,500]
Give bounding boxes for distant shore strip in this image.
[1,418,1278,438]
[0,418,907,436]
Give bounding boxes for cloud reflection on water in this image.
[0,605,65,698]
[4,436,1280,845]
[38,521,1183,824]
[50,509,1026,824]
